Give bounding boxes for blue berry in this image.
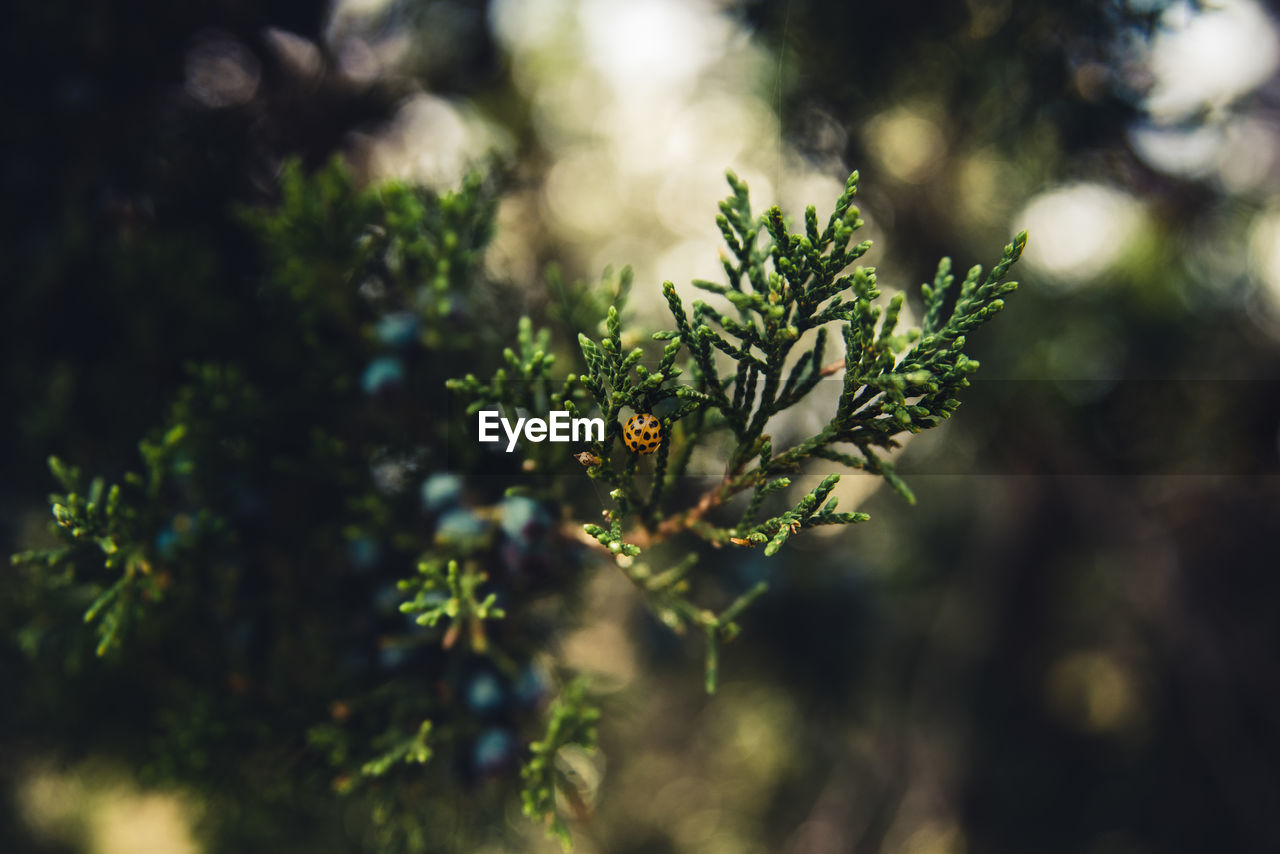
[361,356,405,395]
[499,496,550,553]
[472,727,515,775]
[420,473,463,513]
[346,537,381,572]
[154,525,181,560]
[513,664,549,708]
[374,311,420,348]
[465,671,505,715]
[434,507,489,544]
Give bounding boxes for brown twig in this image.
[653,473,733,538]
[570,468,759,556]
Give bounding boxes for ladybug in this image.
[623,413,662,455]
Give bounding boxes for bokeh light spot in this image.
[184,33,260,109]
[866,107,946,184]
[1046,651,1143,735]
[1016,183,1145,284]
[1248,207,1280,321]
[1144,0,1280,122]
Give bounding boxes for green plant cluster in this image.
[10,160,1021,852]
[10,428,222,659]
[453,169,1025,694]
[396,558,507,651]
[9,160,600,851]
[520,678,600,847]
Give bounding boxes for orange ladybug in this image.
[623,413,662,455]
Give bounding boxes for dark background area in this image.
[4,0,1279,852]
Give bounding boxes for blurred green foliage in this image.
[7,158,590,853]
[5,1,1280,852]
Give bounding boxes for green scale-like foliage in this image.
[12,161,1021,853]
[453,169,1025,697]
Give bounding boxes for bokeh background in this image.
[4,0,1280,852]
